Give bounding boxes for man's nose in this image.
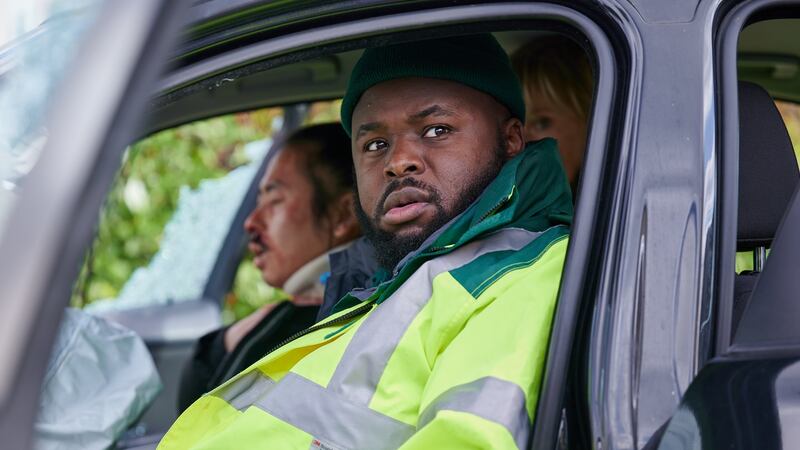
[384,137,424,178]
[243,208,262,234]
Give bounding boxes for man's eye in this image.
[422,125,451,138]
[260,195,281,207]
[365,140,388,152]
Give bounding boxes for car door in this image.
[640,2,800,449]
[0,1,187,447]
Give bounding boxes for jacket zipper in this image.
[476,185,515,224]
[428,186,516,253]
[265,300,375,355]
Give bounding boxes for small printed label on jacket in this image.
[310,438,347,450]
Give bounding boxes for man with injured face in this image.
[159,34,574,450]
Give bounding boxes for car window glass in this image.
[0,0,104,238]
[73,107,284,312]
[730,17,800,341]
[736,19,800,280]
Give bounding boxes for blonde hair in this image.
[511,35,594,121]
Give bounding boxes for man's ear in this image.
[330,192,361,245]
[501,117,526,160]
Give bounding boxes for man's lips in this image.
[382,187,432,226]
[248,241,266,255]
[249,240,268,268]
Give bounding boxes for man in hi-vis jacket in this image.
[160,33,573,450]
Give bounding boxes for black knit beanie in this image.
[340,34,525,136]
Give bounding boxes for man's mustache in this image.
[374,178,442,219]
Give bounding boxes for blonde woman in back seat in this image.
[512,34,594,196]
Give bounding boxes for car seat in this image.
[732,81,799,334]
[733,177,800,347]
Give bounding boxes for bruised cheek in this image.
[285,196,331,255]
[287,196,313,225]
[274,198,314,243]
[262,200,316,284]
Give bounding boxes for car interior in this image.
[730,16,800,342]
[728,17,800,350]
[60,14,800,449]
[149,30,566,133]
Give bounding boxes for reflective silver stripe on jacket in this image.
[254,372,415,450]
[328,228,543,405]
[217,371,276,412]
[418,376,532,449]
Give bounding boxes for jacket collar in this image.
[391,138,573,274]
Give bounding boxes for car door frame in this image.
[0,0,188,446]
[635,1,800,448]
[714,0,800,357]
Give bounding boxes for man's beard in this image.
[354,137,507,271]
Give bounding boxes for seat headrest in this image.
[737,81,799,250]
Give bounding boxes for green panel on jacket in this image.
[451,225,570,298]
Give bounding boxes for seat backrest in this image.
[732,82,799,333]
[734,183,800,347]
[736,81,799,251]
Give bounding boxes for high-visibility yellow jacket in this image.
[158,139,574,450]
[735,249,770,273]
